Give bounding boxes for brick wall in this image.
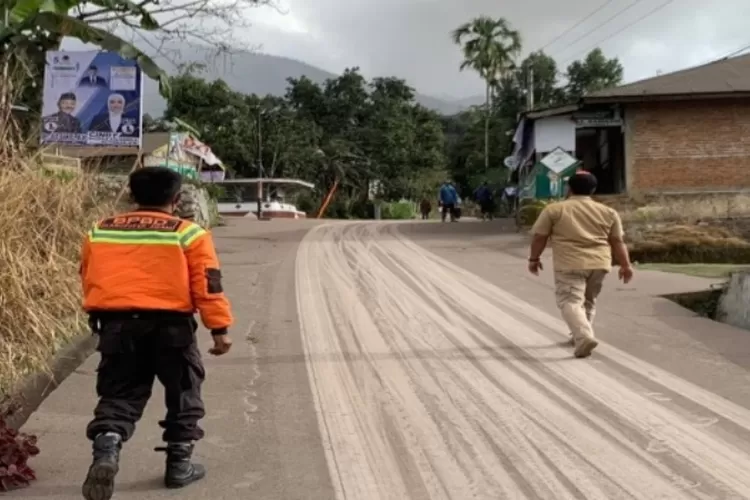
[630,99,750,191]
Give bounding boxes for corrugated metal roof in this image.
[586,52,750,102]
[525,104,579,119]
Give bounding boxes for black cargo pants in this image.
[86,313,206,443]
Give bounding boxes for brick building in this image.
[513,52,750,195]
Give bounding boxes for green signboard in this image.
[531,163,578,198]
[524,147,580,199]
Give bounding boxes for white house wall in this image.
[534,115,576,154]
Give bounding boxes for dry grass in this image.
[596,192,750,264]
[627,224,750,264]
[619,193,750,224]
[0,160,115,407]
[0,54,117,409]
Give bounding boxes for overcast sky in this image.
[236,0,750,99]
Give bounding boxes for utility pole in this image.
[528,68,535,111]
[256,107,263,219]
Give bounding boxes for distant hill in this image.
[142,49,471,117]
[59,37,478,116]
[454,95,485,108]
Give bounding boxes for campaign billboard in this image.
[41,51,143,148]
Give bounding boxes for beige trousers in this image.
[554,270,608,343]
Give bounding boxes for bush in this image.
[324,197,352,219]
[349,199,374,219]
[518,199,549,226]
[0,419,39,491]
[384,201,415,220]
[202,182,226,201]
[295,192,320,215]
[628,224,750,264]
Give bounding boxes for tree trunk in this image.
[484,80,490,171]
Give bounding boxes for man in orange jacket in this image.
[80,167,233,500]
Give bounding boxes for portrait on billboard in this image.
[40,51,143,148]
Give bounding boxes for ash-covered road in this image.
[17,219,750,500]
[296,222,750,500]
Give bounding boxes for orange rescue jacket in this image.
[80,210,233,331]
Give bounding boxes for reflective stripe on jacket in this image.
[80,211,233,331]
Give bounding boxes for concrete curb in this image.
[3,334,97,430]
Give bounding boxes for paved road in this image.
[297,222,750,500]
[17,219,750,499]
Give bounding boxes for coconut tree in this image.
[452,17,521,172]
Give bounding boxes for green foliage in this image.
[41,167,78,183]
[295,192,320,215]
[444,40,623,197]
[452,16,521,174]
[518,51,567,108]
[202,183,226,201]
[383,202,415,220]
[518,199,549,226]
[565,48,624,101]
[452,17,521,86]
[181,177,225,201]
[165,67,448,217]
[2,0,170,99]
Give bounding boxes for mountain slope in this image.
[143,50,467,117]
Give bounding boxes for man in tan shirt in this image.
[528,171,633,358]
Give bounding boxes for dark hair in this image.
[129,167,182,207]
[88,65,98,71]
[567,171,598,195]
[58,92,76,102]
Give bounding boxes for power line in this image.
[559,0,677,67]
[549,0,647,57]
[538,0,618,52]
[689,43,750,69]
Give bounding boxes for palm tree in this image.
[452,17,521,172]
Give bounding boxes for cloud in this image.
[63,0,750,100]
[236,0,750,98]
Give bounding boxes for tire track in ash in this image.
[296,222,750,500]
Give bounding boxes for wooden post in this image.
[316,178,339,219]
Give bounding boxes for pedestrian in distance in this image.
[438,180,459,222]
[419,197,432,219]
[473,181,495,221]
[526,171,633,358]
[79,167,234,500]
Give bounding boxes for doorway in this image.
[575,126,625,194]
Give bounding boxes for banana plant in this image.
[0,0,171,98]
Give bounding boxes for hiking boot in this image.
[574,337,599,358]
[82,432,122,500]
[155,442,206,489]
